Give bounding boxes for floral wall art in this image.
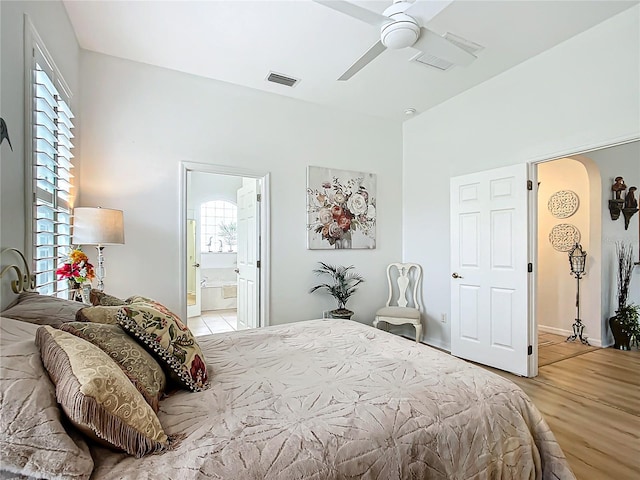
[307,166,376,250]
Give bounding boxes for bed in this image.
[0,253,575,480]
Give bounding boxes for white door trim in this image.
[527,163,538,377]
[178,161,270,328]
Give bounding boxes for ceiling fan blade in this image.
[338,40,387,81]
[313,0,391,27]
[404,0,454,26]
[413,27,476,66]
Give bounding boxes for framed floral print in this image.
[307,166,376,249]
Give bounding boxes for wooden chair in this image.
[373,263,423,343]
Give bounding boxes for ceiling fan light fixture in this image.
[381,19,419,49]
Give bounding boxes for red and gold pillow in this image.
[116,299,209,392]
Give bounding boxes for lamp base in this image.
[95,245,105,292]
[566,318,590,346]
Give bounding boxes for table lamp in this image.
[72,207,124,291]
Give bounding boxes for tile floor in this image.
[188,309,238,336]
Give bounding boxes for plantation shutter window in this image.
[29,37,75,297]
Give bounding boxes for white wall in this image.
[0,1,80,309]
[403,6,640,350]
[537,159,593,337]
[78,51,403,325]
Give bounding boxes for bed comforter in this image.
[1,317,574,479]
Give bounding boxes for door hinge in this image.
[256,260,261,268]
[527,180,533,190]
[528,345,533,355]
[528,263,533,273]
[257,193,262,202]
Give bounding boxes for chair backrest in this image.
[385,263,422,310]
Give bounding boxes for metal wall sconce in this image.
[609,177,638,230]
[566,243,590,345]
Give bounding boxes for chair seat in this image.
[375,306,420,320]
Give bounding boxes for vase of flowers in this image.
[308,175,375,249]
[309,262,364,319]
[56,247,95,302]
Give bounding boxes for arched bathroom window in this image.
[201,200,237,253]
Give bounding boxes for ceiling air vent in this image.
[411,32,483,72]
[266,72,300,87]
[410,52,455,71]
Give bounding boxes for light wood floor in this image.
[490,344,640,479]
[538,332,598,366]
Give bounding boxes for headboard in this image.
[1,248,36,310]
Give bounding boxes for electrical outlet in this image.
[441,313,447,323]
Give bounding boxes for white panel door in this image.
[236,179,259,330]
[450,164,531,376]
[186,219,201,318]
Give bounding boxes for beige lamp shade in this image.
[72,207,125,245]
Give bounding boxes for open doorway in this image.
[534,140,640,367]
[181,162,270,335]
[535,156,601,367]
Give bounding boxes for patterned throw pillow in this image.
[59,322,167,411]
[90,289,126,306]
[116,300,209,392]
[75,305,122,324]
[36,326,179,457]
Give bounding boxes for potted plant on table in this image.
[609,242,639,350]
[309,262,364,319]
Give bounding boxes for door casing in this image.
[179,161,270,327]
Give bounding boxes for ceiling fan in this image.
[314,0,477,80]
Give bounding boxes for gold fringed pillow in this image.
[116,300,209,392]
[36,326,180,457]
[59,322,167,412]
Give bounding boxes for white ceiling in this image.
[63,0,638,123]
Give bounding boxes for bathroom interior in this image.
[186,171,249,335]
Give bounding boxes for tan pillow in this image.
[75,305,122,324]
[59,322,167,411]
[89,289,126,306]
[116,299,209,392]
[1,291,83,326]
[36,326,180,457]
[0,339,94,479]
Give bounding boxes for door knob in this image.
[193,263,200,268]
[451,272,463,279]
[234,268,240,274]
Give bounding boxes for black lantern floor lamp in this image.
[566,243,590,345]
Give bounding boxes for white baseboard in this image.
[399,334,451,352]
[538,325,602,347]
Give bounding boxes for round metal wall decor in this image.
[548,190,579,219]
[549,224,581,252]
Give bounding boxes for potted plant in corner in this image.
[309,262,364,320]
[609,242,640,350]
